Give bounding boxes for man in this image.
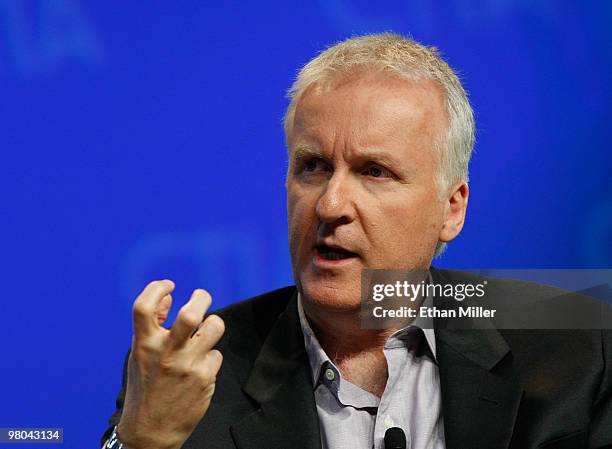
[102,34,612,449]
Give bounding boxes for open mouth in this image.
[316,244,359,261]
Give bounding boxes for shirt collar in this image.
[297,279,438,389]
[385,287,437,357]
[297,292,333,387]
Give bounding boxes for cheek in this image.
[287,189,306,230]
[368,194,443,257]
[287,188,317,251]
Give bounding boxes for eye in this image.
[304,159,319,172]
[363,164,392,178]
[300,158,328,174]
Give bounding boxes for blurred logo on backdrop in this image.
[122,228,294,317]
[0,0,106,76]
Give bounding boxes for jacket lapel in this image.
[436,328,523,449]
[431,269,524,449]
[230,292,321,449]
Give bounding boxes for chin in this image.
[298,275,362,313]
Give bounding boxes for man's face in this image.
[286,71,463,312]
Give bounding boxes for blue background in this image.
[1,1,611,447]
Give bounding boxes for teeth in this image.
[317,245,357,261]
[325,251,345,260]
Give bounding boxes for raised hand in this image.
[116,280,225,449]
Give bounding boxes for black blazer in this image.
[103,269,612,449]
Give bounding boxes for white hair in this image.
[283,33,475,257]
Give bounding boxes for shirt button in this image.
[384,415,395,429]
[325,368,336,381]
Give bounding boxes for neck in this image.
[305,303,394,355]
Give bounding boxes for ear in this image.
[439,182,469,242]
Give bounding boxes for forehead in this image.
[289,71,448,154]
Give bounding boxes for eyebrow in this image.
[292,145,322,161]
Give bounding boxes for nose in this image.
[315,171,356,226]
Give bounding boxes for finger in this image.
[155,294,173,326]
[168,289,212,350]
[193,349,223,384]
[132,280,175,338]
[192,314,225,355]
[192,349,223,387]
[209,349,224,374]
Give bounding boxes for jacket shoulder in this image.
[214,286,296,336]
[432,267,611,350]
[211,286,297,370]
